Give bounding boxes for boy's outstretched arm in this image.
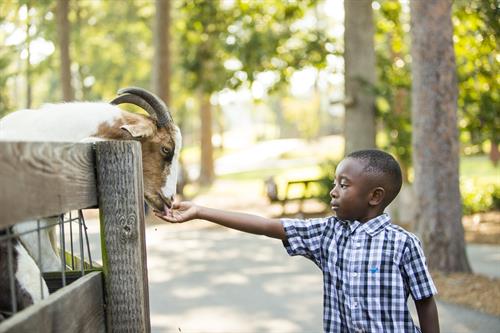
[415,295,439,333]
[155,201,287,240]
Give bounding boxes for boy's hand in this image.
[154,201,198,223]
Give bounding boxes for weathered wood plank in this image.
[96,141,150,333]
[0,142,97,228]
[0,271,105,333]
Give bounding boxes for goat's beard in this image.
[144,192,172,213]
[144,196,162,212]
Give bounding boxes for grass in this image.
[460,155,500,185]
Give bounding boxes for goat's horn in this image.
[109,94,158,121]
[117,87,172,127]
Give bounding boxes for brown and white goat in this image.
[0,87,182,214]
[0,88,181,313]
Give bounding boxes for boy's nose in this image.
[330,188,338,199]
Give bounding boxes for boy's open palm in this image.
[155,201,198,223]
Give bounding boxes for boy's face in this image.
[330,157,373,222]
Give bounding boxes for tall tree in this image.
[410,0,470,272]
[343,0,377,155]
[56,0,74,101]
[152,0,171,105]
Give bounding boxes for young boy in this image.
[156,149,439,333]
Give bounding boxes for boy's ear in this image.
[369,187,385,206]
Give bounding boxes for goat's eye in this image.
[161,147,174,161]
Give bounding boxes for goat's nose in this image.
[158,191,174,208]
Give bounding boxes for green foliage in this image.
[0,0,155,106]
[461,180,500,215]
[175,0,329,94]
[460,154,500,214]
[0,10,14,117]
[493,186,500,210]
[453,0,499,153]
[176,0,233,93]
[69,0,154,100]
[373,0,412,180]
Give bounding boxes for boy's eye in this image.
[333,182,347,189]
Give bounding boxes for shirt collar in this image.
[360,213,391,236]
[340,213,391,237]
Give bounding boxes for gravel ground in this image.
[433,211,500,317]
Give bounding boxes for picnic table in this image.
[265,176,324,214]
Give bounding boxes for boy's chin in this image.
[332,210,351,221]
[332,210,344,220]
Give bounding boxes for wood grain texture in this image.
[0,272,105,333]
[0,142,97,228]
[95,141,150,333]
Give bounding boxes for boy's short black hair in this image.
[346,149,403,207]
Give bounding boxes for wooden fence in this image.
[0,141,150,332]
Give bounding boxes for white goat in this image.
[0,87,182,314]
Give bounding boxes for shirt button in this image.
[355,242,361,248]
[353,301,358,308]
[352,272,358,277]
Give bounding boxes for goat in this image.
[0,87,182,214]
[0,87,181,310]
[0,228,49,319]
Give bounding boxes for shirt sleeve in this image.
[401,235,438,300]
[281,217,328,267]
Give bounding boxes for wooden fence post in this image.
[95,141,150,333]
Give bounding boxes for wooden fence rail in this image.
[0,141,150,333]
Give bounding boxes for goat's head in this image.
[106,87,182,213]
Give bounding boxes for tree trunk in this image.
[152,0,171,105]
[410,0,471,272]
[489,136,498,166]
[56,0,74,102]
[343,0,376,155]
[199,91,214,185]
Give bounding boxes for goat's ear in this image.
[120,123,155,138]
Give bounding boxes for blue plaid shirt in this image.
[282,214,437,333]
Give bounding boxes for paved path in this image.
[142,222,500,333]
[466,244,500,278]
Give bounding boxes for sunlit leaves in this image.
[176,0,329,94]
[453,0,499,151]
[373,0,412,178]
